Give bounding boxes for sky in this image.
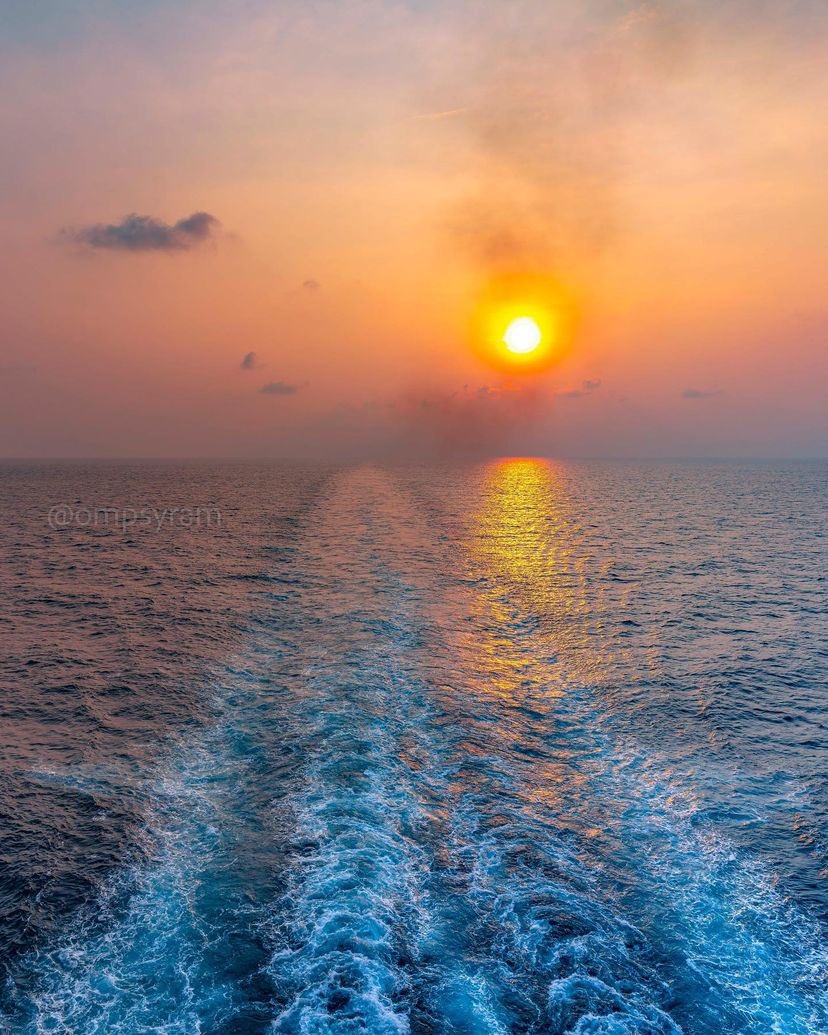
[0,0,826,458]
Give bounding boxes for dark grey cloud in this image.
[683,388,722,399]
[260,380,302,396]
[302,279,321,292]
[64,211,220,252]
[240,351,257,370]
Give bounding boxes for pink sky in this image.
[1,0,826,458]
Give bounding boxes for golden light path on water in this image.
[467,458,616,695]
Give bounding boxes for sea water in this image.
[0,459,825,1033]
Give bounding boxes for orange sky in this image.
[0,0,826,457]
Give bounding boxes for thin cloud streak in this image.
[260,381,303,396]
[412,107,469,121]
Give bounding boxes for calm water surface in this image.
[0,459,826,1034]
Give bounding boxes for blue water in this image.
[0,459,826,1033]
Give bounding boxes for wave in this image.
[4,465,827,1034]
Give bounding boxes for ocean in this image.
[0,458,826,1034]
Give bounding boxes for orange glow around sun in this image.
[471,273,575,373]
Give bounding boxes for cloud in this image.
[392,382,545,457]
[439,2,696,273]
[682,388,722,399]
[240,351,257,370]
[63,211,220,252]
[302,279,320,291]
[259,380,302,396]
[555,379,602,399]
[412,107,469,121]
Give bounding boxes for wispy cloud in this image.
[555,379,602,399]
[412,107,469,121]
[682,387,722,399]
[63,211,220,252]
[440,2,699,271]
[260,380,302,396]
[240,351,257,370]
[392,382,544,457]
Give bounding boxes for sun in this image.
[503,316,542,355]
[470,272,576,372]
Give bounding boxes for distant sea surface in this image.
[0,459,826,1034]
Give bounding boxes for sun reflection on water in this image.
[467,457,615,696]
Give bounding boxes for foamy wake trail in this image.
[260,470,689,1033]
[266,657,424,1033]
[602,751,828,1033]
[2,673,272,1035]
[435,688,828,1034]
[263,648,525,1035]
[444,800,683,1035]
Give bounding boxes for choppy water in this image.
[0,459,826,1034]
